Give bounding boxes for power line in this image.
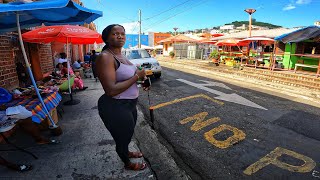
[143,0,210,32]
[143,0,195,21]
[95,0,136,22]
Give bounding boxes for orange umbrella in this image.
[200,39,217,44]
[22,25,103,44]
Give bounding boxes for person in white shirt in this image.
[58,53,68,64]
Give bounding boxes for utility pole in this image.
[138,9,142,48]
[244,8,256,37]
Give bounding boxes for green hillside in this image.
[225,19,282,29]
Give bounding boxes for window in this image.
[303,42,318,54]
[125,49,151,59]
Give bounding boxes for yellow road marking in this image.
[180,112,221,131]
[243,147,316,175]
[204,124,246,149]
[150,94,224,110]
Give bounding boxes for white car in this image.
[123,48,162,78]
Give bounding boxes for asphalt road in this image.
[138,67,320,180]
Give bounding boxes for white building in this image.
[210,29,220,34]
[220,25,235,30]
[236,24,247,30]
[315,21,320,26]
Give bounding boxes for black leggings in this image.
[98,94,138,164]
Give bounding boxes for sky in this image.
[82,0,320,34]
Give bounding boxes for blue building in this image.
[124,34,148,49]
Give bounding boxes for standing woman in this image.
[96,24,147,171]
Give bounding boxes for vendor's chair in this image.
[59,76,75,92]
[57,76,75,117]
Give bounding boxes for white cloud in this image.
[121,22,139,34]
[296,0,312,4]
[283,4,296,10]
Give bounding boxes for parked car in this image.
[123,48,162,78]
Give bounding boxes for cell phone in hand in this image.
[142,77,151,87]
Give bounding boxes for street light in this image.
[173,27,179,36]
[173,27,179,58]
[244,8,256,37]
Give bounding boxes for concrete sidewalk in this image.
[0,79,154,179]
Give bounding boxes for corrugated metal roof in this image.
[211,28,297,40]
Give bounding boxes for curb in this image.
[134,107,190,180]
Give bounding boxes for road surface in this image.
[138,67,320,180]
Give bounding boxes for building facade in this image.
[220,25,235,31]
[148,32,172,47]
[123,34,148,49]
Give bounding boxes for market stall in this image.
[0,0,102,160]
[239,37,275,69]
[22,25,103,105]
[214,39,246,66]
[274,26,320,77]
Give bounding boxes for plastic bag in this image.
[6,105,32,120]
[0,88,12,104]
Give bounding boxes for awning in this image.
[0,0,102,33]
[274,26,320,43]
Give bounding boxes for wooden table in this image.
[291,54,320,77]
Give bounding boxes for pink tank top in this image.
[112,59,139,99]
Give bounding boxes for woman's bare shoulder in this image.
[97,51,114,63]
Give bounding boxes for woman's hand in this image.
[136,68,146,79]
[143,87,150,91]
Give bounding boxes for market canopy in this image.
[274,26,320,43]
[211,33,224,37]
[239,36,275,45]
[211,28,296,41]
[158,34,199,43]
[215,39,248,46]
[22,25,103,44]
[200,39,217,44]
[0,0,102,33]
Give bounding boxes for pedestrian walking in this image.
[90,50,98,82]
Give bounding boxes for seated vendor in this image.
[61,62,88,91]
[72,60,81,69]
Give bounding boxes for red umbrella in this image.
[22,25,103,44]
[239,36,274,45]
[211,33,224,37]
[199,39,217,44]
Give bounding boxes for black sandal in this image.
[37,139,60,145]
[8,164,33,172]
